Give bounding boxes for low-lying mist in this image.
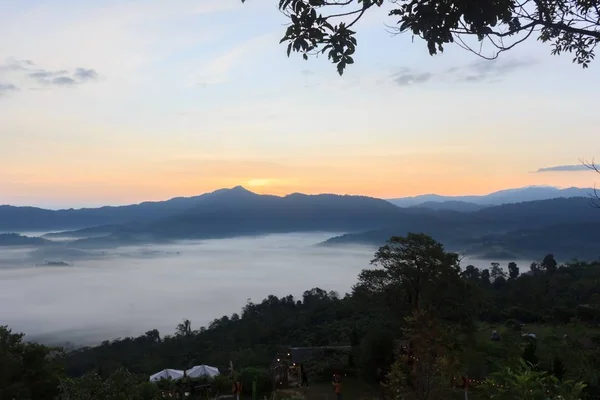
[0,231,533,347]
[0,232,376,346]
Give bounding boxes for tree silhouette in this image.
[508,262,519,280]
[242,0,600,74]
[176,319,193,337]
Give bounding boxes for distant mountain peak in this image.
[230,185,250,192]
[208,186,256,196]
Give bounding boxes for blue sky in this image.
[1,0,599,208]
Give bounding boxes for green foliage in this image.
[357,328,395,382]
[242,0,600,73]
[387,310,462,400]
[479,359,586,400]
[56,368,151,400]
[238,367,271,395]
[7,233,600,398]
[212,374,233,395]
[359,233,476,327]
[0,326,64,400]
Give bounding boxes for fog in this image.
[0,232,534,347]
[0,233,376,346]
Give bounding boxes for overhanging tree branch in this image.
[242,0,600,73]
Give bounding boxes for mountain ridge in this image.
[387,186,594,207]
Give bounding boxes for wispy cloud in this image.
[0,58,35,72]
[452,59,536,83]
[74,68,99,81]
[0,83,18,96]
[0,58,99,88]
[392,68,433,86]
[390,58,535,86]
[193,33,277,86]
[536,164,593,173]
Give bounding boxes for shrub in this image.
[212,374,233,395]
[238,367,272,395]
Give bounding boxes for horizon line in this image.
[0,184,592,211]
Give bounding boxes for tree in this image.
[530,262,541,275]
[144,329,161,343]
[462,265,480,281]
[386,310,461,400]
[241,0,600,75]
[0,326,64,400]
[176,319,193,337]
[358,233,471,323]
[508,262,519,280]
[480,268,491,285]
[491,262,507,280]
[541,254,558,273]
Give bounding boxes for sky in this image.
[1,0,599,208]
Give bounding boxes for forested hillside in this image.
[2,233,600,399]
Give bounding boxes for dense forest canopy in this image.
[2,233,600,399]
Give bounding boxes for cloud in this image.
[0,59,36,72]
[0,58,99,88]
[455,59,536,82]
[52,76,78,86]
[536,164,593,173]
[0,83,19,96]
[390,58,535,86]
[28,70,69,84]
[392,70,433,86]
[74,68,99,81]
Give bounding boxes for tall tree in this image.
[462,265,480,281]
[542,254,558,273]
[490,262,507,280]
[480,269,491,285]
[360,234,459,312]
[508,262,519,280]
[241,0,600,74]
[176,319,193,337]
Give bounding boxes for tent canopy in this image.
[149,369,185,382]
[185,365,220,379]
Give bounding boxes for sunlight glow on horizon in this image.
[0,0,599,208]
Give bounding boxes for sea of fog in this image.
[0,232,532,346]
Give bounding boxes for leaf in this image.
[337,61,346,75]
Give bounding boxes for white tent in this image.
[149,369,185,382]
[185,365,220,379]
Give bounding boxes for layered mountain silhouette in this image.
[1,186,402,243]
[322,197,600,261]
[0,186,261,231]
[2,185,599,261]
[388,186,593,208]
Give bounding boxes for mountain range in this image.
[387,186,593,208]
[1,185,598,261]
